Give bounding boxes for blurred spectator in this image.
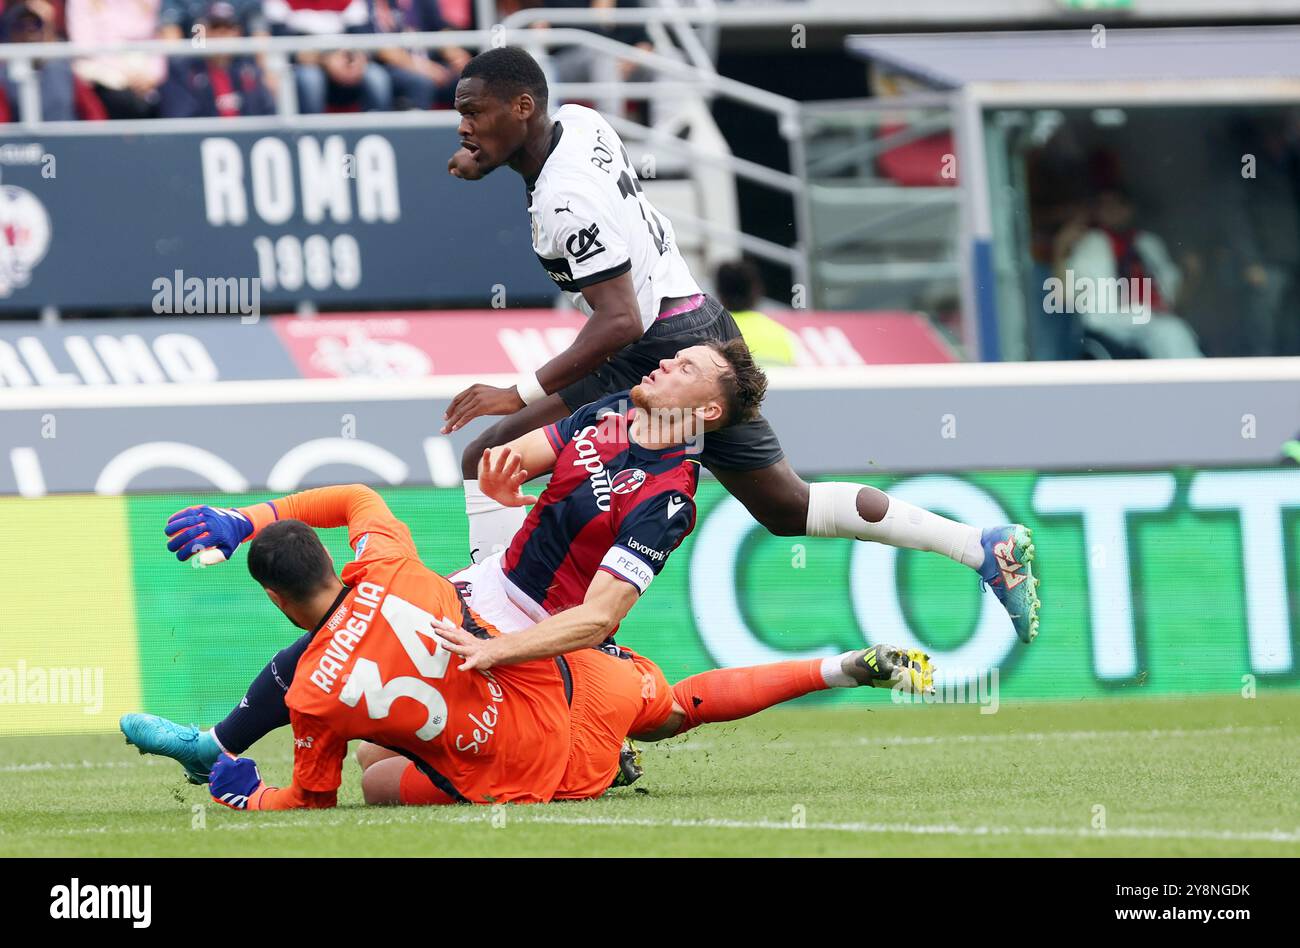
[157,0,277,103]
[1058,187,1202,359]
[371,0,463,110]
[716,259,797,367]
[1223,114,1300,356]
[0,1,107,121]
[439,0,473,28]
[265,0,392,113]
[158,3,275,117]
[1026,203,1085,361]
[4,0,66,36]
[66,0,167,119]
[157,0,264,38]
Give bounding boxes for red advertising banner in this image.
[270,309,956,380]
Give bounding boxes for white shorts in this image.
[448,551,549,635]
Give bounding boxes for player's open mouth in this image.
[461,141,481,157]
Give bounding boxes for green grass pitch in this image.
[2,693,1297,857]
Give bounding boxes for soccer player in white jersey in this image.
[439,47,1039,645]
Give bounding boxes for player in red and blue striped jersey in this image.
[496,392,699,620]
[438,342,721,661]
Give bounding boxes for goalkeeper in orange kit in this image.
[126,483,932,809]
[123,345,934,806]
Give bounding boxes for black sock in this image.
[212,628,315,755]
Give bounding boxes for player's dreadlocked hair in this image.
[461,47,549,109]
[706,337,768,425]
[248,520,335,603]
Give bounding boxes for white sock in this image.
[820,654,858,689]
[806,481,985,570]
[464,479,527,564]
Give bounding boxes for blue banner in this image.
[0,124,556,311]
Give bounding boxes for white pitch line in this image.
[443,813,1300,845]
[10,809,1298,846]
[0,724,1281,771]
[647,723,1283,753]
[862,724,1283,746]
[0,758,166,773]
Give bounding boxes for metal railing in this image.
[799,97,964,313]
[484,0,1300,27]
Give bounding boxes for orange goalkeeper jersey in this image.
[246,486,574,806]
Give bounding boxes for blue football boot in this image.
[978,525,1041,644]
[120,713,220,785]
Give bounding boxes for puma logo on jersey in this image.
[666,496,685,519]
[554,202,573,214]
[566,223,606,263]
[992,537,1028,589]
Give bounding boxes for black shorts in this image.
[557,295,785,472]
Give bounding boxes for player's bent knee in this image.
[760,474,811,536]
[356,741,399,772]
[751,495,809,537]
[761,514,806,537]
[715,462,811,537]
[631,704,686,742]
[361,756,407,805]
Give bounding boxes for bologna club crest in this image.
[610,468,647,495]
[0,185,51,298]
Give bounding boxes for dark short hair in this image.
[247,520,335,603]
[461,47,548,109]
[715,260,762,312]
[706,337,768,425]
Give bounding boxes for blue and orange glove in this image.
[165,505,256,562]
[209,753,268,810]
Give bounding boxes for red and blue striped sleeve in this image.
[598,481,697,594]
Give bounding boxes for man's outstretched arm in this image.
[439,571,639,670]
[444,483,698,667]
[165,483,416,563]
[442,272,643,433]
[475,427,561,508]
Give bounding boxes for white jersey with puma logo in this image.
[526,104,702,331]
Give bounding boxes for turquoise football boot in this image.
[120,713,220,785]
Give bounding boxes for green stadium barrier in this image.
[2,466,1297,735]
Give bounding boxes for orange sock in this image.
[671,659,829,735]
